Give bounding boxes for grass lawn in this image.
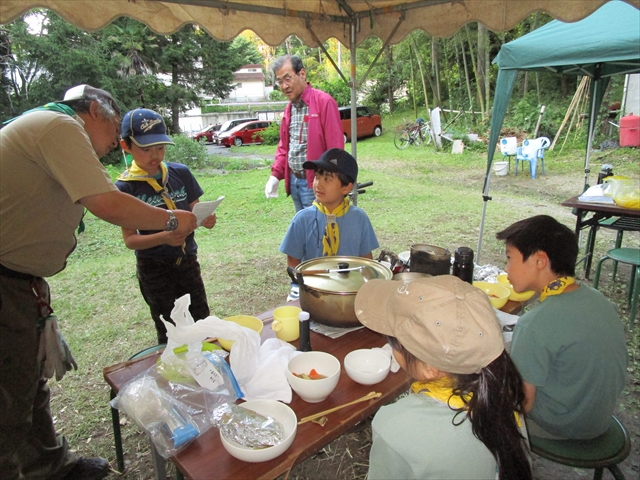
[47,131,640,478]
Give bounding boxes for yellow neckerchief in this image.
[313,198,350,256]
[412,377,524,427]
[411,378,470,409]
[117,161,177,210]
[540,276,575,302]
[117,161,186,262]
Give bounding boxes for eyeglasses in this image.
[275,72,298,87]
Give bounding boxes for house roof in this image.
[234,72,265,81]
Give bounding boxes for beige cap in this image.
[354,276,504,374]
[61,84,121,117]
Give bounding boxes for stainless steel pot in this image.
[287,256,393,328]
[392,272,431,282]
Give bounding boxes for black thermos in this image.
[452,247,474,284]
[298,311,312,352]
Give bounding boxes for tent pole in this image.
[584,79,599,190]
[476,170,492,263]
[350,19,359,206]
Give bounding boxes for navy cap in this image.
[303,148,358,183]
[121,108,174,147]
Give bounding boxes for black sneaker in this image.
[61,457,111,480]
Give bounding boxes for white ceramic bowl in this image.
[286,351,341,403]
[344,349,391,385]
[219,400,297,463]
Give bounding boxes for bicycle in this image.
[394,118,432,150]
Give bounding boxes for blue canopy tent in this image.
[477,0,640,260]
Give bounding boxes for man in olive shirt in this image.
[0,85,197,479]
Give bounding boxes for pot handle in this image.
[287,266,305,287]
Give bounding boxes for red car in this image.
[339,106,382,143]
[189,124,221,143]
[218,120,272,147]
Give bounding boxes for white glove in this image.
[264,175,280,199]
[38,315,78,381]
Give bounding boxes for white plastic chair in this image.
[500,137,517,171]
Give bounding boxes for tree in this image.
[1,13,262,129]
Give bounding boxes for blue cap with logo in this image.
[121,108,174,147]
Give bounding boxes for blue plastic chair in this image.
[516,137,550,178]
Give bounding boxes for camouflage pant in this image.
[0,272,76,479]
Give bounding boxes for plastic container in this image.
[493,161,509,176]
[619,114,640,147]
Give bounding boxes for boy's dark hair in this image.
[315,168,353,188]
[122,137,133,148]
[495,215,578,276]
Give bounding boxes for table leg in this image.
[110,389,125,472]
[149,438,166,480]
[584,224,598,279]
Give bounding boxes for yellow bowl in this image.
[218,315,264,351]
[472,281,510,309]
[496,274,536,302]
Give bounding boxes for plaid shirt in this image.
[287,99,309,173]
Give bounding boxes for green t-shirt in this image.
[369,393,502,479]
[511,284,627,439]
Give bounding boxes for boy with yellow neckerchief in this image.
[279,148,379,301]
[116,108,216,344]
[496,215,627,440]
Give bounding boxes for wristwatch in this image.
[165,210,178,231]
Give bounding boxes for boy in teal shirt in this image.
[496,215,627,439]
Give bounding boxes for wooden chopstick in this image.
[297,391,382,425]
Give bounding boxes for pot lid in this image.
[296,256,392,293]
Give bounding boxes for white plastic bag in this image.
[111,357,241,457]
[161,294,297,402]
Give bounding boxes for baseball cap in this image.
[354,276,504,374]
[120,108,174,147]
[303,148,358,183]
[60,84,121,117]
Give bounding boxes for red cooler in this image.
[619,114,640,147]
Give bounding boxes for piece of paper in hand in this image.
[193,196,225,226]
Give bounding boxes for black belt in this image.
[0,263,37,281]
[291,170,306,179]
